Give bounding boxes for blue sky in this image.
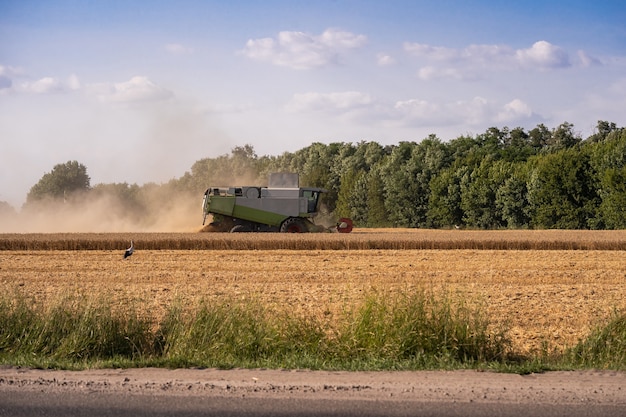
[1,1,625,207]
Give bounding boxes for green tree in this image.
[588,120,617,143]
[364,167,389,227]
[495,165,530,229]
[527,148,599,229]
[427,166,464,228]
[346,170,369,225]
[588,127,626,228]
[334,141,388,223]
[381,138,448,228]
[547,122,581,151]
[501,127,535,161]
[189,145,262,191]
[461,157,513,229]
[528,123,551,151]
[379,142,418,227]
[26,161,90,204]
[597,167,626,229]
[447,135,477,162]
[293,142,343,212]
[476,127,505,156]
[460,158,509,229]
[335,166,362,219]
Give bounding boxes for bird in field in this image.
[123,241,134,259]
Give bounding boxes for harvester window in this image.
[303,190,320,213]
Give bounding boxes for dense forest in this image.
[6,120,626,230]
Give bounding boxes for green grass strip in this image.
[0,290,624,372]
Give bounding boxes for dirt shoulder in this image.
[1,367,625,405]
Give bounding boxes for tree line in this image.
[12,120,626,230]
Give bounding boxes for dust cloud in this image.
[0,171,329,233]
[0,189,204,233]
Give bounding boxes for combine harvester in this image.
[201,173,353,233]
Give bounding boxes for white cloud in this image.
[577,50,601,67]
[376,53,395,66]
[5,68,170,104]
[90,76,173,103]
[496,98,533,123]
[453,96,489,125]
[165,43,194,55]
[21,77,65,94]
[14,73,81,94]
[403,42,458,61]
[462,43,514,66]
[285,90,537,130]
[0,65,20,77]
[392,97,487,126]
[318,29,367,48]
[241,28,367,69]
[393,96,534,127]
[67,74,81,90]
[286,91,372,112]
[405,40,572,79]
[417,66,469,81]
[393,99,441,120]
[515,41,570,69]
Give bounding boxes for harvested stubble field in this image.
[1,229,625,355]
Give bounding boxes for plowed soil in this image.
[2,237,625,354]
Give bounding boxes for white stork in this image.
[124,240,134,259]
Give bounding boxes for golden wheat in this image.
[1,229,626,250]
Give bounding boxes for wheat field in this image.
[2,228,626,250]
[1,229,625,355]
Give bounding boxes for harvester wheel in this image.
[280,217,307,233]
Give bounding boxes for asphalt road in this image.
[2,367,626,417]
[2,390,626,417]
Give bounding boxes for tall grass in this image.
[157,299,330,369]
[565,312,626,369]
[0,290,624,371]
[0,292,155,367]
[330,291,510,368]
